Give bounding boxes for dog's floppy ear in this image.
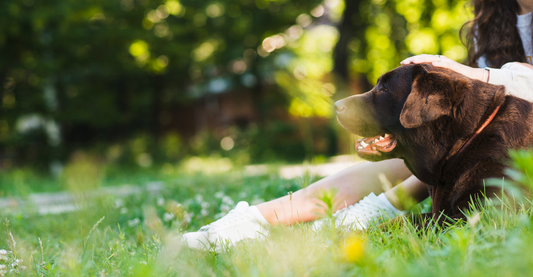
[400,64,453,128]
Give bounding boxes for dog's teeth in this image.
[384,133,390,137]
[379,136,384,140]
[374,139,379,143]
[358,146,363,150]
[361,141,368,147]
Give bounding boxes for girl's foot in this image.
[181,201,270,252]
[312,192,405,231]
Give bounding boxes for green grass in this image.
[1,155,533,276]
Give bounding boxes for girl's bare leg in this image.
[384,175,429,211]
[256,159,428,225]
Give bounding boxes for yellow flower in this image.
[341,235,366,263]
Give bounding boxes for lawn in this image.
[1,154,533,277]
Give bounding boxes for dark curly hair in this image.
[462,0,529,68]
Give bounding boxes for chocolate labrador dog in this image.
[335,63,533,220]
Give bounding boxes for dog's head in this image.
[336,63,505,165]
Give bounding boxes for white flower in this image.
[11,259,21,268]
[114,199,124,208]
[128,218,140,227]
[220,203,232,213]
[183,212,193,224]
[201,209,209,217]
[214,191,224,198]
[201,202,210,209]
[0,249,7,262]
[163,212,175,222]
[222,196,234,206]
[139,261,147,265]
[156,197,165,206]
[0,265,5,269]
[194,194,203,202]
[120,207,128,214]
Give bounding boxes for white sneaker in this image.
[181,201,270,252]
[312,192,404,231]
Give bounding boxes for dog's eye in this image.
[382,88,388,92]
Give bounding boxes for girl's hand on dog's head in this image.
[401,54,487,82]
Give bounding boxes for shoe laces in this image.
[333,196,386,222]
[200,202,249,232]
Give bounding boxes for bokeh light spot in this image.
[156,5,170,19]
[230,59,247,74]
[147,10,160,23]
[296,14,312,27]
[311,5,325,17]
[165,0,183,16]
[137,153,153,167]
[193,13,207,27]
[192,39,218,61]
[220,137,234,151]
[206,3,225,18]
[129,41,147,56]
[155,23,169,37]
[322,83,336,96]
[156,55,169,67]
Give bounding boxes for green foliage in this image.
[505,149,533,189]
[0,0,322,167]
[0,0,476,168]
[350,0,471,83]
[2,150,533,276]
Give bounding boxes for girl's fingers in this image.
[431,61,453,69]
[401,54,444,65]
[403,55,480,79]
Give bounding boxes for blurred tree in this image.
[0,0,472,169]
[346,0,471,84]
[266,0,470,155]
[0,0,321,168]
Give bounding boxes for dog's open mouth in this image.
[356,133,397,156]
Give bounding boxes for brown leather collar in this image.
[438,97,502,181]
[456,104,501,155]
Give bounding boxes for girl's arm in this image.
[487,62,533,102]
[401,55,533,102]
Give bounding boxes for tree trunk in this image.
[332,0,359,82]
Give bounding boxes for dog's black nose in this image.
[334,100,346,113]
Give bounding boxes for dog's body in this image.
[335,63,533,219]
